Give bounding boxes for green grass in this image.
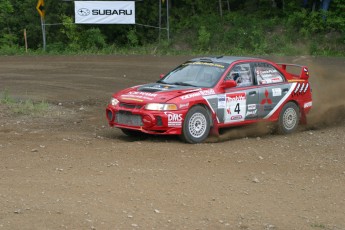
[0,90,49,116]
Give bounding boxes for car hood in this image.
[116,83,200,103]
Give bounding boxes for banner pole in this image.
[166,0,169,42]
[41,16,46,51]
[159,0,161,42]
[24,29,28,52]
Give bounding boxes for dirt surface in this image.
[0,55,344,230]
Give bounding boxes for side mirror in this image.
[221,80,237,89]
[159,74,165,79]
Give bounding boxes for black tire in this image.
[180,105,211,143]
[277,102,300,134]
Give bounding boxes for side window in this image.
[254,63,284,85]
[226,63,253,87]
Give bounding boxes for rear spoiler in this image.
[278,63,310,80]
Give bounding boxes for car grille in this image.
[115,111,143,126]
[119,102,143,109]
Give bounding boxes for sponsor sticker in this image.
[304,101,312,108]
[272,88,282,97]
[199,89,215,96]
[231,115,243,120]
[142,85,171,91]
[185,62,225,68]
[180,89,215,100]
[218,95,226,109]
[225,92,246,123]
[247,104,256,110]
[179,103,189,109]
[260,77,282,84]
[264,105,273,111]
[122,91,157,100]
[246,109,257,117]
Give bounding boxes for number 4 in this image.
[235,103,240,114]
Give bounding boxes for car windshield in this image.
[158,61,229,88]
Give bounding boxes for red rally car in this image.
[106,56,312,143]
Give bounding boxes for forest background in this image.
[0,0,344,56]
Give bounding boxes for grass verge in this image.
[0,90,49,116]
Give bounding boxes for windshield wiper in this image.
[156,79,168,84]
[173,82,196,87]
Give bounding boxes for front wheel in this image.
[180,105,210,143]
[277,102,300,134]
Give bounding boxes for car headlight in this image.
[111,98,119,106]
[145,103,177,111]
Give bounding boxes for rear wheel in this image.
[180,105,210,143]
[277,102,300,134]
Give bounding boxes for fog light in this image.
[107,110,114,121]
[142,115,155,127]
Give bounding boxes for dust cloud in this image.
[304,56,345,128]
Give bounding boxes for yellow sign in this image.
[36,0,45,18]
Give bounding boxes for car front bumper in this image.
[106,104,186,135]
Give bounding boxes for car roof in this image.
[190,56,263,64]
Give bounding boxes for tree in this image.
[0,0,16,47]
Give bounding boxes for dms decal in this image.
[165,112,183,127]
[225,92,246,123]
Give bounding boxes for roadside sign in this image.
[36,0,45,18]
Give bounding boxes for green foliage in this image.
[0,89,16,104]
[59,16,107,52]
[0,33,19,53]
[12,100,49,115]
[327,0,345,32]
[127,29,139,47]
[81,28,106,50]
[197,26,211,50]
[0,0,13,22]
[61,15,81,51]
[0,0,344,56]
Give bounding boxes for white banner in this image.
[75,1,135,24]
